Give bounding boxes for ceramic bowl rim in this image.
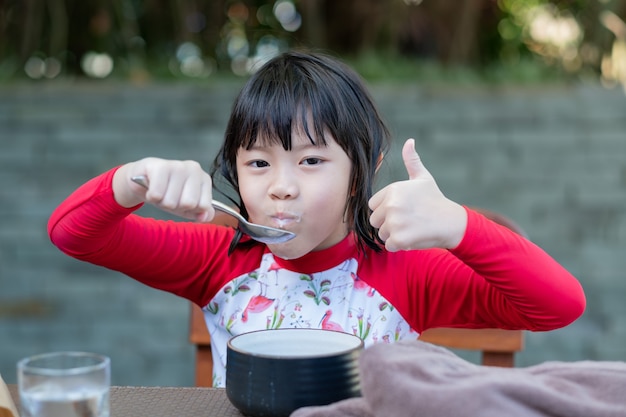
[227,328,364,360]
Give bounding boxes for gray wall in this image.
[1,81,625,386]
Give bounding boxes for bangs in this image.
[244,104,329,151]
[231,79,333,152]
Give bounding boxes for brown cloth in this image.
[291,340,626,417]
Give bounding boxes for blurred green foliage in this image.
[0,0,624,85]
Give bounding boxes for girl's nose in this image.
[268,172,299,200]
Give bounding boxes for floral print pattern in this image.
[204,253,418,387]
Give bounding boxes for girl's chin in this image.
[267,242,310,260]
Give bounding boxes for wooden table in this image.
[8,384,243,417]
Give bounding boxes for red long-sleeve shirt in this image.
[48,167,585,386]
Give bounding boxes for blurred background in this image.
[1,0,625,83]
[1,0,626,386]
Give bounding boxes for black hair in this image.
[211,50,391,253]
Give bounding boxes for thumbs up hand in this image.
[368,139,467,252]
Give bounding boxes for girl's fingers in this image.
[195,180,215,222]
[131,159,215,222]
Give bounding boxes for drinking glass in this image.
[17,351,110,417]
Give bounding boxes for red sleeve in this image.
[47,167,249,305]
[373,208,586,332]
[448,208,585,330]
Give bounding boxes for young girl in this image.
[48,51,585,387]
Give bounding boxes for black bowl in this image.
[226,329,363,417]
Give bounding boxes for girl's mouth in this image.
[270,213,302,229]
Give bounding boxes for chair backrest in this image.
[418,327,523,367]
[188,207,526,386]
[189,303,214,387]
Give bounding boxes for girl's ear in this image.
[375,152,384,173]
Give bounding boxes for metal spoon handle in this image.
[130,175,296,244]
[130,175,150,189]
[211,199,247,223]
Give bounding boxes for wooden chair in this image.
[189,207,526,386]
[190,303,214,387]
[418,327,523,367]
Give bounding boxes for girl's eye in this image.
[302,157,322,166]
[249,160,269,168]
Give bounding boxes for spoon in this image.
[130,175,296,244]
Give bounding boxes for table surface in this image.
[8,384,244,417]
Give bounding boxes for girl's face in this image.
[236,128,352,259]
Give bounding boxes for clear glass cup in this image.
[17,351,110,417]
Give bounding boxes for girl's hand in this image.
[368,139,467,252]
[112,158,215,222]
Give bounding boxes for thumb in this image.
[402,138,431,180]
